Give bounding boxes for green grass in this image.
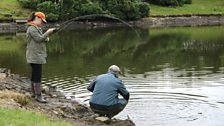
[0,0,30,19]
[150,0,224,16]
[0,107,71,126]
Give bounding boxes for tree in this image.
[18,0,150,21]
[145,0,192,6]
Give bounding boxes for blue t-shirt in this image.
[87,72,129,106]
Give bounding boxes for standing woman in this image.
[26,12,55,103]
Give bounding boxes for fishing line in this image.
[53,14,141,39]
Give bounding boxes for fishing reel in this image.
[52,24,61,33]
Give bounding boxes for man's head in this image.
[108,65,121,77]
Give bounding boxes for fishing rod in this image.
[53,14,141,39]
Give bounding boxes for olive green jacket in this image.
[26,25,50,64]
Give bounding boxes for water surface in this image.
[1,26,224,126]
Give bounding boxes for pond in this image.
[1,25,224,126]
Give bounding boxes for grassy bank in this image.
[0,90,71,126]
[0,107,71,126]
[150,0,224,16]
[0,0,30,19]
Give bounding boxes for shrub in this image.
[37,1,60,22]
[80,2,103,15]
[46,13,59,21]
[146,0,191,6]
[18,0,150,21]
[18,0,39,9]
[100,0,150,20]
[184,0,192,4]
[139,2,150,18]
[37,1,60,14]
[158,0,185,6]
[72,1,104,17]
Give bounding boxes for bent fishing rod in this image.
[53,14,141,39]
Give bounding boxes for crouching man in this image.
[87,65,130,118]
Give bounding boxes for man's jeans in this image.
[90,99,128,118]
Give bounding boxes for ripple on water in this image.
[116,88,224,126]
[41,68,224,126]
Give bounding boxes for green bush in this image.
[184,0,192,4]
[46,13,59,21]
[146,0,191,6]
[72,1,104,17]
[37,1,60,21]
[81,2,103,15]
[101,0,150,20]
[158,0,184,6]
[37,1,60,14]
[139,2,150,18]
[107,1,140,20]
[18,0,39,9]
[18,0,150,21]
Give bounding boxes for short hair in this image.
[108,65,121,73]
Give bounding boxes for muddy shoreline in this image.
[0,68,135,126]
[0,14,224,33]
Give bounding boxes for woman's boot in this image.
[33,83,47,103]
[31,82,35,98]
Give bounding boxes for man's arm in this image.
[117,81,130,101]
[87,79,96,92]
[121,92,130,101]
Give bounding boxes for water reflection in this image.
[1,26,224,126]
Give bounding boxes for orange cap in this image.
[35,12,47,23]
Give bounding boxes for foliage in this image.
[46,13,60,21]
[145,0,191,6]
[71,0,104,18]
[17,0,150,20]
[184,0,192,4]
[139,2,151,17]
[100,0,150,20]
[18,0,38,9]
[37,1,60,21]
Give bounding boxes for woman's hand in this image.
[46,28,56,34]
[45,37,50,42]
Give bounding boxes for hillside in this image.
[0,0,30,19]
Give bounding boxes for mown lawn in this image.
[0,0,30,19]
[150,0,224,16]
[0,107,71,126]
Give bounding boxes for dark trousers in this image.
[30,63,42,83]
[90,99,128,118]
